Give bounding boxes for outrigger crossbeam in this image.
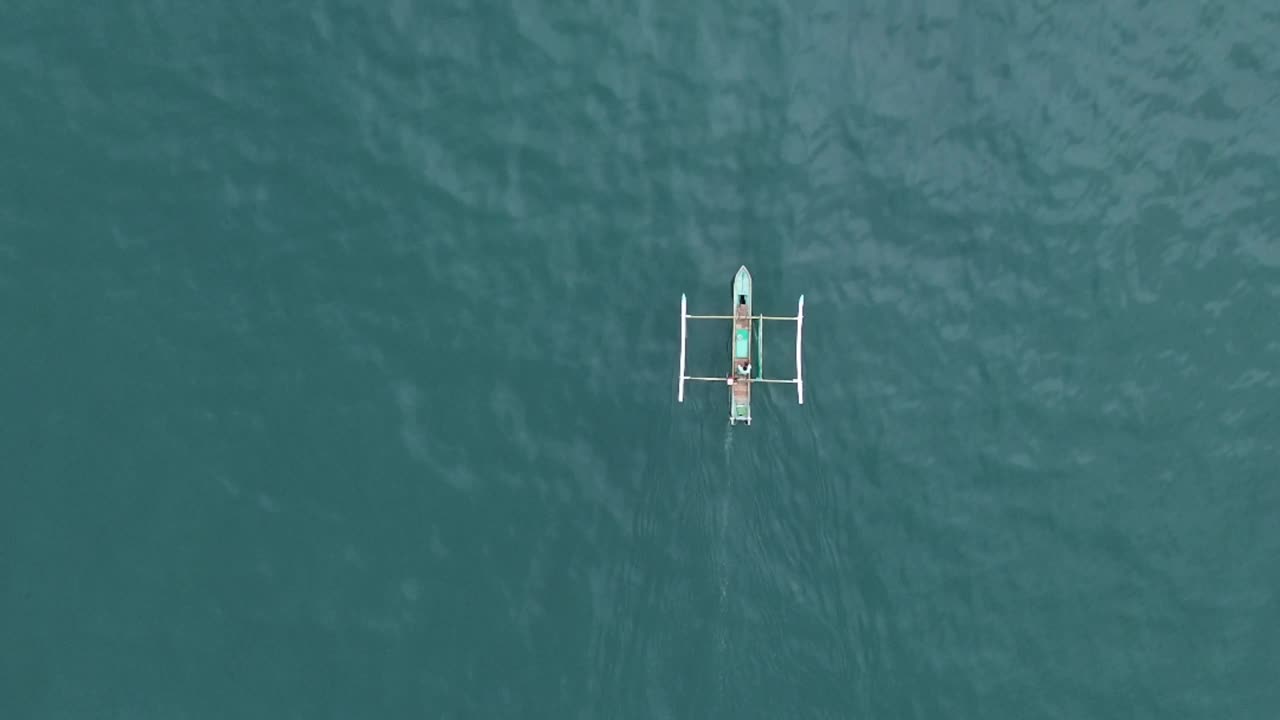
[676,266,805,425]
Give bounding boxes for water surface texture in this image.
[3,1,1280,718]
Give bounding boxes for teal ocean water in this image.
[4,1,1280,717]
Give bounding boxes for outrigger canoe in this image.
[677,265,804,425]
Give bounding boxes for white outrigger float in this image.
[677,265,804,425]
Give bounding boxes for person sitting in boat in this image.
[738,361,751,376]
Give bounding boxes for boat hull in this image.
[730,266,753,424]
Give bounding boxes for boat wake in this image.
[707,423,735,711]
